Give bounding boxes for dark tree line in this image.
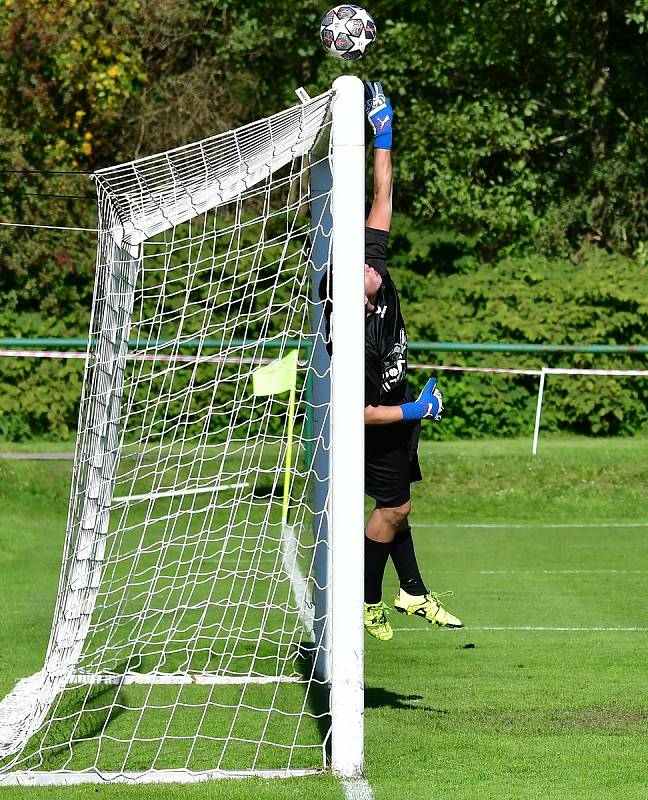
[0,0,647,439]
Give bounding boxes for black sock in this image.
[390,527,427,596]
[364,537,392,604]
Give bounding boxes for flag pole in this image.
[281,381,296,527]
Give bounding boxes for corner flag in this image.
[252,350,298,526]
[252,349,298,397]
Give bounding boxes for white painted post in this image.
[532,368,547,456]
[330,75,365,779]
[309,154,332,683]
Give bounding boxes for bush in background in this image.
[398,248,648,439]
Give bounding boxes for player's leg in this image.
[388,419,464,627]
[390,521,426,595]
[391,513,464,628]
[363,501,410,641]
[388,421,428,596]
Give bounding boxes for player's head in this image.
[364,263,382,297]
[364,227,387,299]
[319,227,389,303]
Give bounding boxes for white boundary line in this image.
[480,569,646,575]
[394,626,648,632]
[415,522,648,529]
[342,778,374,800]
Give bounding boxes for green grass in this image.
[1,437,648,798]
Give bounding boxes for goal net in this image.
[0,78,366,785]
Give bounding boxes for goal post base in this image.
[0,768,324,787]
[70,671,305,686]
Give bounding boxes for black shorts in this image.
[365,419,422,508]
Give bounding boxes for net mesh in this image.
[0,90,334,780]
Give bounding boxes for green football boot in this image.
[363,601,393,641]
[394,589,464,628]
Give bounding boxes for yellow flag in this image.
[252,350,298,396]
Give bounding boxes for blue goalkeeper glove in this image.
[400,378,444,422]
[364,80,393,150]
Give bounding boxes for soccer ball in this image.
[320,5,377,61]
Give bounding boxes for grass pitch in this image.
[1,437,647,799]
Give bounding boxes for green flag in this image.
[252,349,299,526]
[252,350,298,396]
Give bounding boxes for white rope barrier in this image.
[410,362,542,376]
[532,370,546,456]
[528,365,648,455]
[412,363,648,378]
[543,366,648,377]
[2,350,646,458]
[5,351,648,376]
[0,349,274,366]
[412,363,648,455]
[0,222,98,233]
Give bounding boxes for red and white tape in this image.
[1,349,647,378]
[0,349,273,366]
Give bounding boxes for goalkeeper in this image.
[360,81,463,640]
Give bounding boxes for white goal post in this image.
[0,76,365,785]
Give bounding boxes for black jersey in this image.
[318,226,411,406]
[365,267,421,507]
[318,226,422,505]
[365,271,409,407]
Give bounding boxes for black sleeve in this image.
[365,227,389,276]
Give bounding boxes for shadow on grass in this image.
[296,642,331,760]
[295,647,451,766]
[365,685,449,714]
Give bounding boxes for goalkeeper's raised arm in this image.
[365,80,393,233]
[363,81,438,426]
[360,80,464,643]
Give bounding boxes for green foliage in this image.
[338,0,648,257]
[1,0,647,441]
[0,308,85,439]
[626,0,648,32]
[0,0,145,170]
[0,0,144,326]
[4,248,646,442]
[396,249,648,439]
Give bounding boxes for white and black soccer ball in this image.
[320,5,377,61]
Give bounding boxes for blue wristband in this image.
[374,129,392,150]
[400,398,441,421]
[400,401,422,422]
